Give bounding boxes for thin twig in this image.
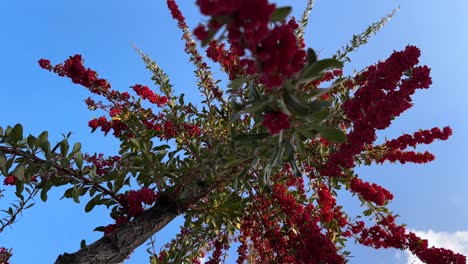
[0,187,39,233]
[297,0,316,40]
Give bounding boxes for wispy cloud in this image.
[199,256,206,264]
[404,229,468,264]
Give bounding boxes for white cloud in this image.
[199,256,206,264]
[404,229,468,264]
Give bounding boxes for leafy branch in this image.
[0,186,38,233]
[297,0,316,40]
[333,7,399,62]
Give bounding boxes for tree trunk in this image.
[54,158,223,263]
[54,203,178,264]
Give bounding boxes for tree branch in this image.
[0,146,120,202]
[55,201,179,264]
[53,159,233,263]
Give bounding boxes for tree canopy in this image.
[0,1,465,263]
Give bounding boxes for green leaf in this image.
[80,240,87,249]
[60,140,69,157]
[153,144,170,151]
[233,133,270,144]
[301,59,344,82]
[0,153,7,175]
[12,164,25,181]
[309,109,330,121]
[178,93,185,106]
[319,127,347,143]
[298,128,319,139]
[129,138,140,149]
[61,187,74,200]
[282,92,309,116]
[93,226,105,232]
[291,135,304,155]
[27,134,37,149]
[15,181,24,197]
[229,76,248,90]
[243,100,270,114]
[51,141,61,154]
[37,131,50,155]
[40,188,48,202]
[307,48,318,64]
[201,28,218,47]
[363,208,373,216]
[113,173,126,193]
[85,195,101,213]
[271,6,292,22]
[37,131,48,146]
[74,151,83,169]
[248,83,262,101]
[11,124,23,142]
[72,186,81,203]
[230,98,245,112]
[71,142,81,154]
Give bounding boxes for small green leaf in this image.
[307,48,318,64]
[11,124,23,142]
[129,138,140,149]
[27,134,37,149]
[363,209,373,216]
[40,188,48,202]
[0,153,7,174]
[15,181,24,197]
[37,131,50,156]
[72,186,81,203]
[80,240,87,249]
[12,164,25,181]
[292,135,305,155]
[271,6,292,22]
[319,127,347,143]
[248,84,262,101]
[61,187,74,199]
[113,173,126,193]
[37,131,48,146]
[309,109,330,121]
[243,100,270,114]
[229,77,248,90]
[60,140,69,157]
[74,152,83,169]
[51,141,61,154]
[153,144,170,151]
[302,59,344,82]
[71,142,81,154]
[282,92,309,116]
[85,195,101,213]
[93,226,106,232]
[201,28,218,47]
[298,128,319,139]
[233,133,270,144]
[178,93,185,106]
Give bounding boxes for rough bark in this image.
[54,203,178,264]
[50,144,229,263]
[54,170,211,264]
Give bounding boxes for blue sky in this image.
[0,0,467,263]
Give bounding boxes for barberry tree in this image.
[0,1,466,263]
